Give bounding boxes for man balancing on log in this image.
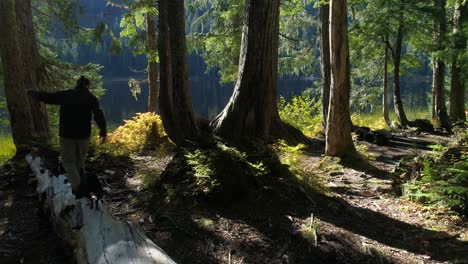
[28,76,107,200]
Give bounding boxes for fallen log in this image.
[25,154,176,264]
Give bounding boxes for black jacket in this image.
[30,87,107,139]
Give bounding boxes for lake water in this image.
[100,77,314,125]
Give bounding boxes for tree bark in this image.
[0,0,49,151]
[450,1,467,124]
[392,19,409,127]
[157,0,175,139]
[320,3,331,131]
[211,0,284,142]
[158,0,198,145]
[146,14,159,114]
[432,0,451,131]
[325,0,356,157]
[383,34,392,128]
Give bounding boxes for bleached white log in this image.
[25,154,176,264]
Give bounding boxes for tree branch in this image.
[279,32,301,42]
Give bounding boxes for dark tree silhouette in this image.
[158,0,199,145]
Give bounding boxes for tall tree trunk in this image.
[450,1,467,123]
[383,34,392,128]
[432,0,451,131]
[16,0,49,140]
[325,0,356,157]
[0,0,49,152]
[320,3,331,131]
[158,0,198,145]
[158,0,176,138]
[392,19,409,127]
[211,0,283,141]
[146,14,159,113]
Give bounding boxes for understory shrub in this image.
[185,142,267,195]
[402,134,468,216]
[0,133,15,166]
[278,90,322,137]
[96,112,169,155]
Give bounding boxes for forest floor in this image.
[0,133,466,263]
[0,158,73,263]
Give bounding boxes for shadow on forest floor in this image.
[144,141,467,264]
[0,151,74,264]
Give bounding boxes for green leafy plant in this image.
[403,143,468,216]
[185,142,267,195]
[300,214,320,247]
[278,89,322,137]
[0,133,15,166]
[185,149,219,194]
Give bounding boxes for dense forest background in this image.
[0,0,436,127]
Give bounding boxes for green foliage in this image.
[33,0,83,41]
[348,0,435,114]
[276,140,329,195]
[185,149,219,194]
[40,46,105,96]
[185,142,267,195]
[187,0,318,82]
[278,0,318,77]
[97,112,169,156]
[278,89,322,137]
[187,0,244,82]
[403,139,468,216]
[32,0,106,96]
[0,134,15,166]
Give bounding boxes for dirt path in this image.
[320,134,468,263]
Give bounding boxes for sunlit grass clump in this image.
[96,112,169,155]
[0,134,15,166]
[351,113,388,130]
[352,109,431,130]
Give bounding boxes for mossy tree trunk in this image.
[320,3,331,132]
[325,0,357,158]
[211,0,290,142]
[450,1,467,124]
[0,0,49,152]
[432,0,451,131]
[158,0,198,145]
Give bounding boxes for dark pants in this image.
[60,137,90,193]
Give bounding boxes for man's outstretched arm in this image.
[28,90,69,105]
